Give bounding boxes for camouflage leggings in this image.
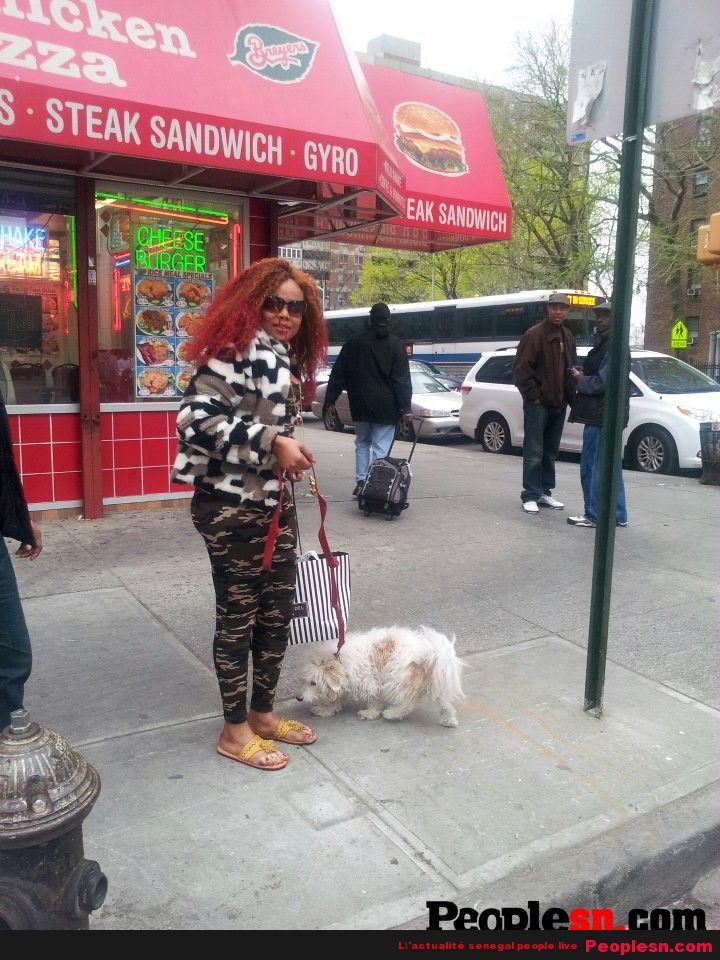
[191,491,297,724]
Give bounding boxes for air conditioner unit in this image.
[689,335,698,346]
[687,286,701,297]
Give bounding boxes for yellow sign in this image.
[568,294,599,306]
[671,319,688,349]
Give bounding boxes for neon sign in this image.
[134,225,207,272]
[0,218,47,277]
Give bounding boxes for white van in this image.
[459,347,720,474]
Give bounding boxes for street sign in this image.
[671,319,689,349]
[567,0,720,143]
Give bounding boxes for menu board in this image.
[134,270,212,398]
[0,279,62,355]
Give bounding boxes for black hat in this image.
[370,302,391,322]
[594,299,612,312]
[548,292,570,305]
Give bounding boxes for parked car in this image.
[458,346,720,474]
[409,359,462,390]
[301,364,332,411]
[311,368,463,440]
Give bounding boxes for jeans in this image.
[580,424,628,524]
[354,421,396,481]
[521,402,566,502]
[0,538,32,729]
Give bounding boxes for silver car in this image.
[311,369,463,441]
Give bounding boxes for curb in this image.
[397,779,720,930]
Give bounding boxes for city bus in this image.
[324,290,603,378]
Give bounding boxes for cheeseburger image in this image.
[392,101,468,175]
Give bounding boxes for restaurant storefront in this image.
[0,0,404,518]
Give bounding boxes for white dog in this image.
[296,625,464,727]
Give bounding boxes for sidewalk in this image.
[15,424,720,930]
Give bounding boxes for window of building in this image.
[0,172,78,406]
[95,185,241,403]
[687,268,702,297]
[278,246,302,261]
[686,316,699,345]
[697,116,712,147]
[693,168,709,197]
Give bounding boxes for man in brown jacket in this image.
[511,292,577,514]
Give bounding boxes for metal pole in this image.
[584,0,656,716]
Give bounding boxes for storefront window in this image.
[95,186,242,402]
[0,175,78,406]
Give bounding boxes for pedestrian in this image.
[172,257,327,771]
[0,393,42,729]
[512,292,577,514]
[324,302,413,496]
[567,299,629,529]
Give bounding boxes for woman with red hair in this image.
[172,258,327,771]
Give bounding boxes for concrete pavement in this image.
[13,420,720,930]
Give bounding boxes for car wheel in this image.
[396,420,416,443]
[629,426,677,474]
[323,406,345,432]
[477,413,511,454]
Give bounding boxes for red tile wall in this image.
[101,410,188,500]
[10,410,190,506]
[10,413,84,506]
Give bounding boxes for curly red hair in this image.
[188,257,327,380]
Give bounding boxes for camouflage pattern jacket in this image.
[171,329,295,506]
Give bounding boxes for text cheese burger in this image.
[393,101,468,175]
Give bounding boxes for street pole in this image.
[584,0,656,716]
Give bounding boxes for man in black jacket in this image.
[324,302,412,496]
[0,394,42,728]
[567,299,629,528]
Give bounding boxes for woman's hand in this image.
[273,434,314,472]
[16,521,43,560]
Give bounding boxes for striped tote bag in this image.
[289,550,351,646]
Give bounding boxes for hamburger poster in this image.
[361,64,511,244]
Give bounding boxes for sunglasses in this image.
[262,295,307,318]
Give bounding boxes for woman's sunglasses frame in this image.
[262,295,307,318]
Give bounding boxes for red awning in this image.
[337,64,512,252]
[0,0,404,239]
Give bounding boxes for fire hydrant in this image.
[0,709,107,929]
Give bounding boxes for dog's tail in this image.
[418,625,466,702]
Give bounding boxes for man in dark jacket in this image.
[324,302,412,496]
[567,299,629,528]
[0,394,42,728]
[512,292,577,514]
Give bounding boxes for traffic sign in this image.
[671,319,688,349]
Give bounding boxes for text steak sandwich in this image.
[392,101,468,175]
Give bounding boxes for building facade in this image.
[644,112,720,373]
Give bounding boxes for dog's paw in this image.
[439,714,459,727]
[357,708,382,720]
[310,705,339,718]
[381,708,406,721]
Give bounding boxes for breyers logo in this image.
[228,24,318,83]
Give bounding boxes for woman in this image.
[172,258,327,771]
[1,392,42,729]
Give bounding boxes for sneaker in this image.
[616,520,628,527]
[522,500,539,514]
[567,515,596,527]
[538,494,564,509]
[352,482,363,497]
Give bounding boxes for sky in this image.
[331,0,575,86]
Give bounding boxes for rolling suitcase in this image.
[357,421,421,520]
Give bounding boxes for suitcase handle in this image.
[388,416,423,462]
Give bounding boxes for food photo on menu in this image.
[135,275,175,307]
[137,367,176,398]
[136,306,173,336]
[175,311,203,338]
[176,280,211,308]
